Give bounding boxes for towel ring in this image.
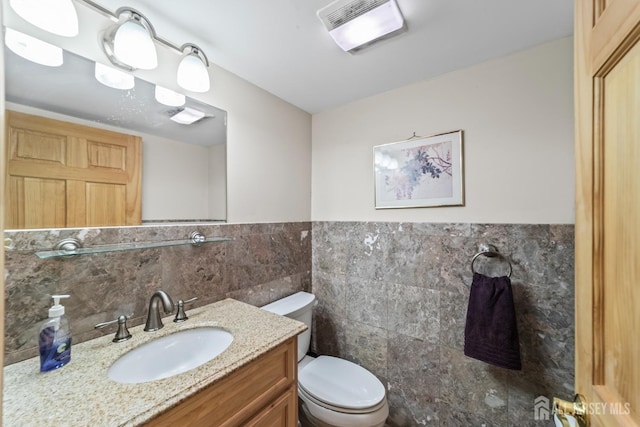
[470,244,512,278]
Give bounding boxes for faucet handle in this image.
[174,297,198,323]
[95,314,133,343]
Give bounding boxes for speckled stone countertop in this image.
[2,299,306,427]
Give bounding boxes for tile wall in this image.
[4,220,575,426]
[4,222,311,365]
[312,221,574,426]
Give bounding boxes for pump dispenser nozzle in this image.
[49,294,70,318]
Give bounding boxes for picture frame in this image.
[373,130,464,209]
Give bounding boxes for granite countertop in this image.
[2,299,306,427]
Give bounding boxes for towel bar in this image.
[470,243,512,278]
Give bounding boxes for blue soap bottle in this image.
[39,295,72,372]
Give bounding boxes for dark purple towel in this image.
[464,273,521,370]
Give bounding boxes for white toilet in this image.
[262,291,389,427]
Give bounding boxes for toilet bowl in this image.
[262,292,389,427]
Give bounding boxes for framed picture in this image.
[374,130,464,209]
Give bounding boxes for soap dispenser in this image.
[38,295,72,372]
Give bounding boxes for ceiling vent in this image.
[317,0,405,53]
[166,107,208,125]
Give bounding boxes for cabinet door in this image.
[146,338,297,427]
[5,110,141,229]
[244,388,298,427]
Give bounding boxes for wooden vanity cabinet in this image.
[146,337,298,427]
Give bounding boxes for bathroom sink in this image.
[108,327,234,384]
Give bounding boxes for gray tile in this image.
[311,306,347,357]
[440,346,509,425]
[312,270,347,320]
[388,283,440,343]
[387,391,439,426]
[311,221,575,427]
[4,222,310,364]
[345,320,388,380]
[346,278,387,329]
[387,332,440,426]
[439,290,468,350]
[5,220,575,427]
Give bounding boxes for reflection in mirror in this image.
[4,43,227,229]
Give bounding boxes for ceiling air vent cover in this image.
[317,0,405,53]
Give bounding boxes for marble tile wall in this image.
[4,222,311,365]
[312,221,574,427]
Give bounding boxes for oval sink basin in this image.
[108,327,233,384]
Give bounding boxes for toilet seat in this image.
[298,356,386,413]
[299,384,388,415]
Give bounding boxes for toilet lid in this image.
[298,356,386,410]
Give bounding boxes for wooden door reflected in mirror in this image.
[5,110,142,229]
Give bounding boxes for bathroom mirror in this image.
[4,43,228,228]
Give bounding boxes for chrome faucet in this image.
[144,290,175,332]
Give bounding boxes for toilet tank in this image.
[261,291,316,362]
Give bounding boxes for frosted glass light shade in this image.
[177,53,210,93]
[9,0,78,37]
[113,19,157,70]
[155,85,185,107]
[95,63,135,90]
[5,28,63,67]
[328,1,404,52]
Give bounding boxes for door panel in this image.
[601,39,639,423]
[11,128,66,164]
[7,176,66,229]
[88,140,126,170]
[86,182,126,227]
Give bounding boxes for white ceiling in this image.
[82,1,575,113]
[92,0,574,114]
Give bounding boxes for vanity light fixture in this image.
[177,44,211,93]
[83,2,212,93]
[5,28,63,67]
[170,107,206,125]
[94,62,135,90]
[9,0,79,37]
[155,85,186,107]
[102,8,158,70]
[317,0,405,53]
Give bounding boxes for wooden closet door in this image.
[5,110,142,229]
[574,0,640,426]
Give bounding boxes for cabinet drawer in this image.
[244,386,297,427]
[146,338,297,427]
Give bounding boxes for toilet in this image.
[262,292,389,427]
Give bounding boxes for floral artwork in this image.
[374,130,464,208]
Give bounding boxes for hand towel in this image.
[464,272,521,370]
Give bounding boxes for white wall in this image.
[312,37,575,224]
[140,135,211,221]
[3,1,312,224]
[208,144,227,221]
